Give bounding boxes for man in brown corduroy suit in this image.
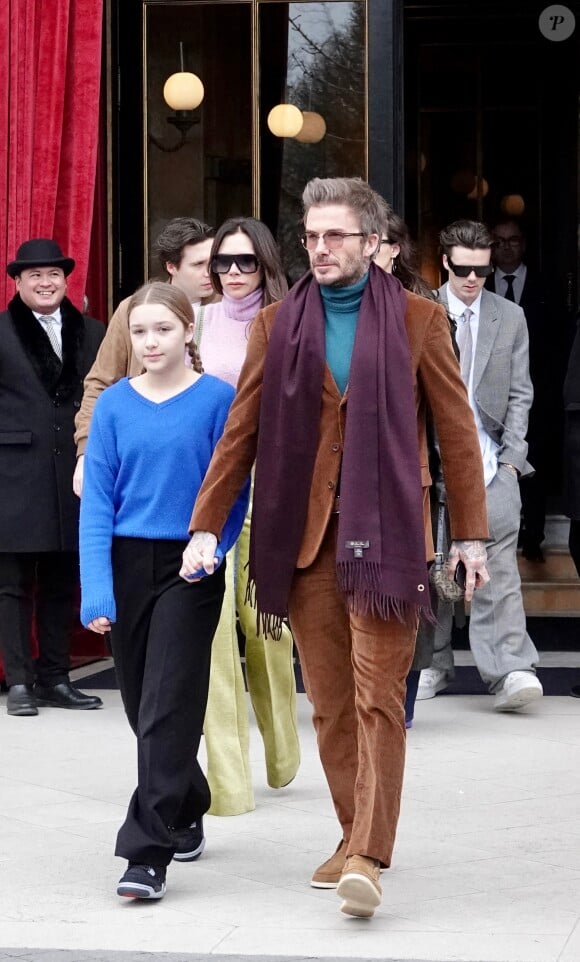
[181,178,490,919]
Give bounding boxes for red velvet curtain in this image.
[0,0,106,680]
[0,0,103,310]
[85,113,108,324]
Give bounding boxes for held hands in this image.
[180,530,218,582]
[87,615,112,635]
[447,540,490,602]
[73,455,85,498]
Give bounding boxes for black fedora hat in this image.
[6,238,75,278]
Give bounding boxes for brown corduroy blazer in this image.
[191,289,489,566]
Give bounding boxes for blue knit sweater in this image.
[79,375,250,626]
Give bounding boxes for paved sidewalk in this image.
[0,954,402,962]
[1,685,580,962]
[0,954,404,962]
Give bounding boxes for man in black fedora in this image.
[1,238,105,715]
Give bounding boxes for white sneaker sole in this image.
[416,681,448,701]
[173,836,205,862]
[336,873,381,918]
[494,685,543,712]
[117,881,166,899]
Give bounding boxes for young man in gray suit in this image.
[418,220,543,711]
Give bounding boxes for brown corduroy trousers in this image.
[288,518,417,868]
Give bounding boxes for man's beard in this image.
[314,254,370,289]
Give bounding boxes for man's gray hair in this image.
[302,177,389,238]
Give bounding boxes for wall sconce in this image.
[149,43,204,153]
[501,194,525,216]
[467,176,489,200]
[294,111,326,144]
[451,169,489,199]
[267,103,303,138]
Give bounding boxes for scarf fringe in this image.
[246,564,435,639]
[245,576,284,640]
[336,561,435,626]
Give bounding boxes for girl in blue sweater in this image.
[80,282,249,901]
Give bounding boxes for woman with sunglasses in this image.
[375,210,435,300]
[194,216,300,816]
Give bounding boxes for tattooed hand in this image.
[448,540,490,602]
[180,531,218,581]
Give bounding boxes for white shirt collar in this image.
[446,286,482,322]
[33,307,62,324]
[496,262,526,281]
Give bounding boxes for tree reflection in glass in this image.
[260,2,366,283]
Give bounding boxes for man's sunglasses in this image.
[447,257,493,278]
[211,253,260,274]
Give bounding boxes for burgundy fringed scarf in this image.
[248,264,432,637]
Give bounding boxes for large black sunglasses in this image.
[211,253,260,275]
[447,257,493,279]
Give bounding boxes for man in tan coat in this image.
[181,178,490,919]
[73,217,216,493]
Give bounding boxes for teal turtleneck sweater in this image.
[320,273,369,395]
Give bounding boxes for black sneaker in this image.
[117,863,166,899]
[172,817,205,862]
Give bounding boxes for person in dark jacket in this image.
[486,218,553,561]
[0,239,105,716]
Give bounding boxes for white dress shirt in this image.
[447,287,499,487]
[33,308,63,353]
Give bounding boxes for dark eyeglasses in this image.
[381,238,393,245]
[447,257,493,278]
[493,236,523,248]
[211,253,260,274]
[300,231,366,251]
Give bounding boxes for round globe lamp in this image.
[163,72,204,111]
[295,111,326,144]
[501,194,525,216]
[467,176,489,200]
[267,104,303,138]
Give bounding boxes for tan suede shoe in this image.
[310,839,348,888]
[336,854,382,918]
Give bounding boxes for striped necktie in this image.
[39,315,62,361]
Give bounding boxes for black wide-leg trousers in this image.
[110,537,225,867]
[0,551,78,686]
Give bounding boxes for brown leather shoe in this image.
[337,854,382,918]
[310,839,348,888]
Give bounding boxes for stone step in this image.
[518,547,578,582]
[543,514,570,547]
[518,544,580,617]
[522,580,580,617]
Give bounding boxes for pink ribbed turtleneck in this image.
[197,288,264,388]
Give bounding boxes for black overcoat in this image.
[0,294,104,551]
